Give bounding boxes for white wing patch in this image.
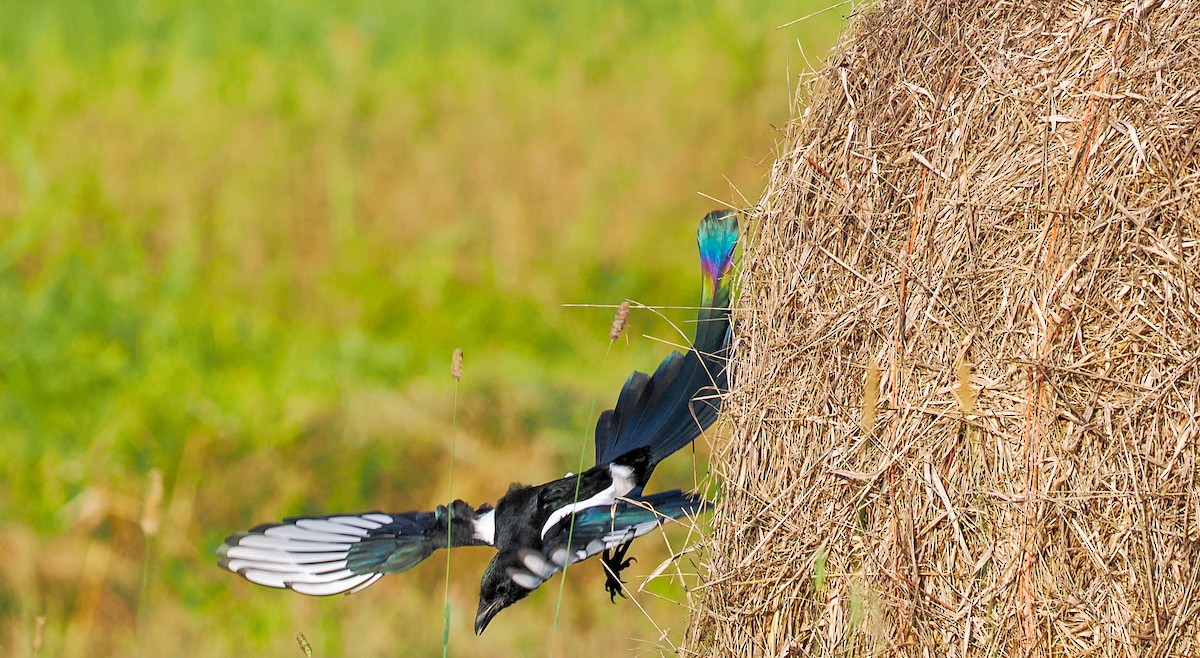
[540,464,636,539]
[505,550,560,591]
[519,548,558,579]
[506,568,543,590]
[220,513,392,597]
[473,508,496,545]
[547,519,664,568]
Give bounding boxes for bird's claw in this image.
[601,540,637,603]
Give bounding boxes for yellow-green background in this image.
[0,2,839,656]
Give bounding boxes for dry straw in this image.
[686,0,1200,655]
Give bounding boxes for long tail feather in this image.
[593,210,739,468]
[695,209,740,355]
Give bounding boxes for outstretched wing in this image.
[501,490,707,592]
[217,500,494,596]
[543,489,707,566]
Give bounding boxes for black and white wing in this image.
[217,500,495,596]
[542,490,706,567]
[502,490,706,592]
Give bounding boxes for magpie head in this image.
[474,554,536,634]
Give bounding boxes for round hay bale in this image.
[687,0,1200,655]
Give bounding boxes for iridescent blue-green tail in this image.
[593,210,739,470]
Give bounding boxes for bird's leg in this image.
[600,539,636,603]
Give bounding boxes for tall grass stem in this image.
[550,324,621,654]
[443,349,463,657]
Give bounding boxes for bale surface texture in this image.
[688,1,1200,655]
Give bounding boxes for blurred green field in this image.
[0,2,840,656]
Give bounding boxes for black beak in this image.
[474,600,502,635]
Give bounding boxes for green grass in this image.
[0,2,841,655]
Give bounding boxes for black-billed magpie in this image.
[216,210,738,634]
